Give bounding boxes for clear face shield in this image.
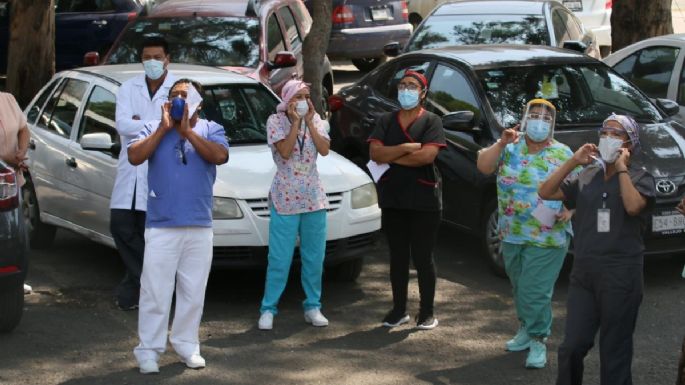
[521,99,556,143]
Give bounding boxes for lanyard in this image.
[602,192,608,209]
[296,122,307,154]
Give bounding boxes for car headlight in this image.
[351,183,378,209]
[212,197,243,219]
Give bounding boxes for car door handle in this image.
[28,140,36,150]
[65,157,77,168]
[92,20,108,26]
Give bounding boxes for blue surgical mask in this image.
[170,96,185,121]
[398,89,420,110]
[525,119,551,142]
[143,59,165,80]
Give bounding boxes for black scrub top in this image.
[368,109,446,211]
[561,164,655,267]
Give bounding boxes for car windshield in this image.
[406,14,549,51]
[200,84,277,144]
[107,17,261,67]
[477,63,664,127]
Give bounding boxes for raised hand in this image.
[615,148,630,172]
[572,143,598,166]
[160,102,172,132]
[500,124,520,146]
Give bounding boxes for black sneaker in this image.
[416,313,438,330]
[382,310,410,328]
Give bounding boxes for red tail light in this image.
[0,166,18,211]
[605,0,612,9]
[0,265,19,274]
[127,11,138,21]
[401,1,408,22]
[332,5,354,25]
[328,95,345,113]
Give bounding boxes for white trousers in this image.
[133,227,213,363]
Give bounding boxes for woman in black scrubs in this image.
[367,70,446,330]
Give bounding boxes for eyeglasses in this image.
[397,83,421,91]
[527,113,554,122]
[175,139,187,165]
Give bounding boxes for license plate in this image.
[652,210,685,234]
[371,7,390,21]
[563,1,583,11]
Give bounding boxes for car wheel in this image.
[22,179,56,249]
[320,84,330,120]
[328,258,363,282]
[351,58,385,72]
[0,279,24,332]
[481,200,507,277]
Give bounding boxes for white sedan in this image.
[22,64,381,281]
[604,34,685,124]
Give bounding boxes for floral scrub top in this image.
[267,112,330,215]
[497,139,575,248]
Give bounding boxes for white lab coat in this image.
[110,72,176,210]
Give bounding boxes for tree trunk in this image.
[611,0,672,52]
[7,0,54,108]
[302,0,332,116]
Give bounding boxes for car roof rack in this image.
[246,0,262,17]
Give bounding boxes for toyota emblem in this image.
[655,179,677,195]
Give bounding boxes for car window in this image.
[278,7,302,50]
[621,46,680,99]
[289,2,311,35]
[477,64,663,127]
[551,10,569,45]
[37,78,89,138]
[376,59,432,101]
[27,78,61,125]
[561,10,583,40]
[406,14,549,51]
[78,85,118,146]
[201,85,278,144]
[55,0,116,13]
[267,14,286,62]
[107,17,261,68]
[426,64,480,121]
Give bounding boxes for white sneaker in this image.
[139,359,159,374]
[258,311,274,330]
[304,308,329,327]
[183,354,206,369]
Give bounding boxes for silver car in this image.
[22,64,381,281]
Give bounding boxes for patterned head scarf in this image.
[602,113,641,151]
[277,79,310,112]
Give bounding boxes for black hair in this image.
[139,36,169,59]
[168,78,204,99]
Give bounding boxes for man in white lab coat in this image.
[111,36,176,310]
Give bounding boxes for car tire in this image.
[320,84,331,120]
[22,179,56,249]
[328,257,363,282]
[352,57,385,72]
[0,279,24,332]
[481,200,507,278]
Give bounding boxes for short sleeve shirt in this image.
[367,109,446,211]
[497,139,575,248]
[561,164,655,267]
[267,112,330,215]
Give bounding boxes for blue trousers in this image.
[260,207,327,314]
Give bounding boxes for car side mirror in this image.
[81,133,115,152]
[383,42,402,57]
[267,51,297,70]
[442,110,476,131]
[562,41,587,54]
[656,98,680,117]
[83,51,100,66]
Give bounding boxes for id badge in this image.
[597,209,610,233]
[294,162,312,175]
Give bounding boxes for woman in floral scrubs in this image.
[257,80,331,330]
[477,99,574,369]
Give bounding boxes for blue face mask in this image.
[170,96,185,121]
[398,89,420,110]
[143,59,165,80]
[525,119,551,142]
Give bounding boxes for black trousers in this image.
[382,208,441,316]
[110,209,146,307]
[556,263,643,385]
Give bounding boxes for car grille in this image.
[245,193,344,217]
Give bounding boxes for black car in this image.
[329,45,685,275]
[0,160,28,332]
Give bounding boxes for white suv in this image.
[561,0,612,56]
[22,64,381,281]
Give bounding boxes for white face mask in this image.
[598,136,624,163]
[143,59,165,80]
[295,100,309,117]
